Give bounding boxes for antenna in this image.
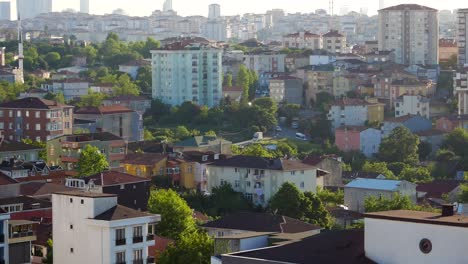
[329,0,334,16]
[17,9,24,83]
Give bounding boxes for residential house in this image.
[206,156,324,207]
[322,30,347,54]
[268,76,303,105]
[429,100,451,117]
[52,191,160,264]
[389,78,435,107]
[118,59,150,79]
[102,95,152,115]
[214,229,367,264]
[51,79,90,100]
[309,53,337,65]
[454,67,468,115]
[295,64,335,105]
[327,98,385,131]
[173,136,232,155]
[0,181,72,200]
[284,53,310,72]
[282,31,322,50]
[51,70,80,80]
[0,160,52,180]
[416,180,463,205]
[395,95,430,119]
[65,171,151,211]
[381,115,432,136]
[302,155,343,187]
[343,172,387,183]
[365,50,395,63]
[47,132,126,170]
[19,88,48,99]
[344,178,417,213]
[177,151,220,191]
[72,119,97,134]
[222,86,242,102]
[436,115,468,132]
[439,38,458,62]
[0,97,74,142]
[0,140,42,162]
[241,52,286,74]
[332,75,358,98]
[202,211,321,255]
[335,126,382,158]
[404,65,439,84]
[120,153,167,178]
[74,105,143,142]
[90,83,114,95]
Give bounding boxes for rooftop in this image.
[345,178,407,191]
[0,140,43,153]
[226,230,373,264]
[0,97,72,110]
[121,153,167,166]
[54,190,117,198]
[0,195,51,210]
[364,210,468,228]
[416,180,463,199]
[323,30,344,38]
[380,4,437,12]
[93,205,154,221]
[336,126,372,133]
[202,212,320,233]
[84,171,151,186]
[75,105,135,115]
[208,156,316,171]
[59,132,124,142]
[104,95,150,101]
[175,136,232,148]
[385,114,427,123]
[20,182,74,197]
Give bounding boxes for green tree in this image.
[232,144,273,158]
[44,52,61,69]
[418,141,432,161]
[387,162,409,176]
[77,89,106,107]
[248,70,259,101]
[315,92,334,111]
[442,128,468,157]
[147,189,196,239]
[278,104,301,124]
[362,161,395,179]
[144,128,155,141]
[135,65,152,93]
[237,65,250,105]
[22,139,47,161]
[174,126,191,141]
[113,74,140,96]
[77,145,109,176]
[156,229,213,264]
[399,167,432,183]
[364,194,414,213]
[378,126,419,165]
[225,73,233,87]
[42,238,53,264]
[207,183,254,216]
[303,192,332,228]
[458,184,468,203]
[317,188,344,206]
[269,182,305,219]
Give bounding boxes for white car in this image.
[275,126,282,132]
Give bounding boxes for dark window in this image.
[70,225,73,230]
[69,198,73,203]
[419,239,432,254]
[70,248,74,253]
[81,199,84,204]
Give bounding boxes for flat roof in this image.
[365,210,468,228]
[54,191,117,198]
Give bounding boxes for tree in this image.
[22,139,47,161]
[207,183,254,216]
[144,128,155,141]
[248,70,259,101]
[77,145,109,176]
[42,238,53,264]
[362,161,395,179]
[135,65,152,93]
[303,192,332,228]
[387,162,409,176]
[442,128,468,158]
[237,65,250,105]
[174,126,191,141]
[315,92,334,111]
[418,141,432,161]
[147,189,196,239]
[232,144,273,158]
[378,126,419,165]
[225,73,233,87]
[364,194,414,213]
[44,52,61,69]
[278,104,301,124]
[77,89,106,107]
[399,167,432,183]
[458,184,468,203]
[113,74,140,96]
[269,182,305,219]
[317,188,344,206]
[156,229,213,264]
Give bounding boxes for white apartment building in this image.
[322,30,347,54]
[0,211,9,264]
[202,20,228,41]
[454,69,468,115]
[282,32,323,50]
[206,156,322,207]
[458,9,468,66]
[51,79,90,100]
[378,4,439,65]
[52,191,160,264]
[17,0,52,19]
[327,99,370,131]
[395,95,430,118]
[151,44,223,107]
[242,53,286,74]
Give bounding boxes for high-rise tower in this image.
[80,0,89,14]
[163,0,172,12]
[208,3,220,19]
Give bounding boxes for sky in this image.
[13,0,464,17]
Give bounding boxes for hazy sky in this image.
[16,0,466,17]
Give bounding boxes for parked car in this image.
[295,133,307,141]
[275,126,282,132]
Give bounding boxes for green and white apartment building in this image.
[151,43,223,107]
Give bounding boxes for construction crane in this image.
[329,0,334,16]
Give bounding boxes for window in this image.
[0,110,3,117]
[300,182,305,188]
[234,168,238,173]
[120,184,125,190]
[81,199,84,204]
[26,123,29,130]
[0,122,3,129]
[35,124,41,131]
[70,225,73,229]
[17,110,21,117]
[8,123,12,129]
[291,171,296,175]
[65,122,70,129]
[116,251,125,263]
[35,111,40,118]
[36,137,41,142]
[69,198,73,203]
[246,181,251,188]
[8,110,12,117]
[70,248,74,253]
[133,249,143,261]
[235,180,240,188]
[301,170,305,174]
[133,226,143,243]
[25,111,29,117]
[115,228,126,245]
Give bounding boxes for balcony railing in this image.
[10,231,34,239]
[115,239,126,246]
[146,234,155,241]
[133,236,143,243]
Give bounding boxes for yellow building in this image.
[179,160,196,189]
[333,75,354,97]
[367,103,385,123]
[120,153,167,178]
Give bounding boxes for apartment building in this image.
[458,9,468,65]
[327,98,385,131]
[395,95,430,119]
[0,97,73,142]
[52,191,160,264]
[454,68,468,115]
[322,30,347,54]
[282,31,323,50]
[378,4,439,65]
[151,42,223,107]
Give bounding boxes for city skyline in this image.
[4,0,465,18]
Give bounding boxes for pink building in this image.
[335,126,363,152]
[435,115,468,133]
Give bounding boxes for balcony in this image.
[133,236,143,243]
[147,234,155,241]
[61,142,79,149]
[115,239,126,246]
[61,156,79,163]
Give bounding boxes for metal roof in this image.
[345,178,403,191]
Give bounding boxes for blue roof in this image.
[345,178,403,191]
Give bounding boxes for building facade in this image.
[395,95,430,119]
[378,4,439,65]
[17,0,52,19]
[0,97,73,142]
[151,44,223,107]
[454,68,468,115]
[52,191,160,264]
[335,126,382,157]
[322,30,347,54]
[282,32,322,50]
[268,76,303,105]
[327,98,385,131]
[458,9,468,65]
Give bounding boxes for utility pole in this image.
[329,0,334,16]
[17,10,24,84]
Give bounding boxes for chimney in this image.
[441,204,454,217]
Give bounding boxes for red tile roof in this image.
[86,171,150,186]
[75,105,134,115]
[0,172,18,185]
[121,153,167,166]
[323,30,344,38]
[0,97,72,109]
[416,180,462,199]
